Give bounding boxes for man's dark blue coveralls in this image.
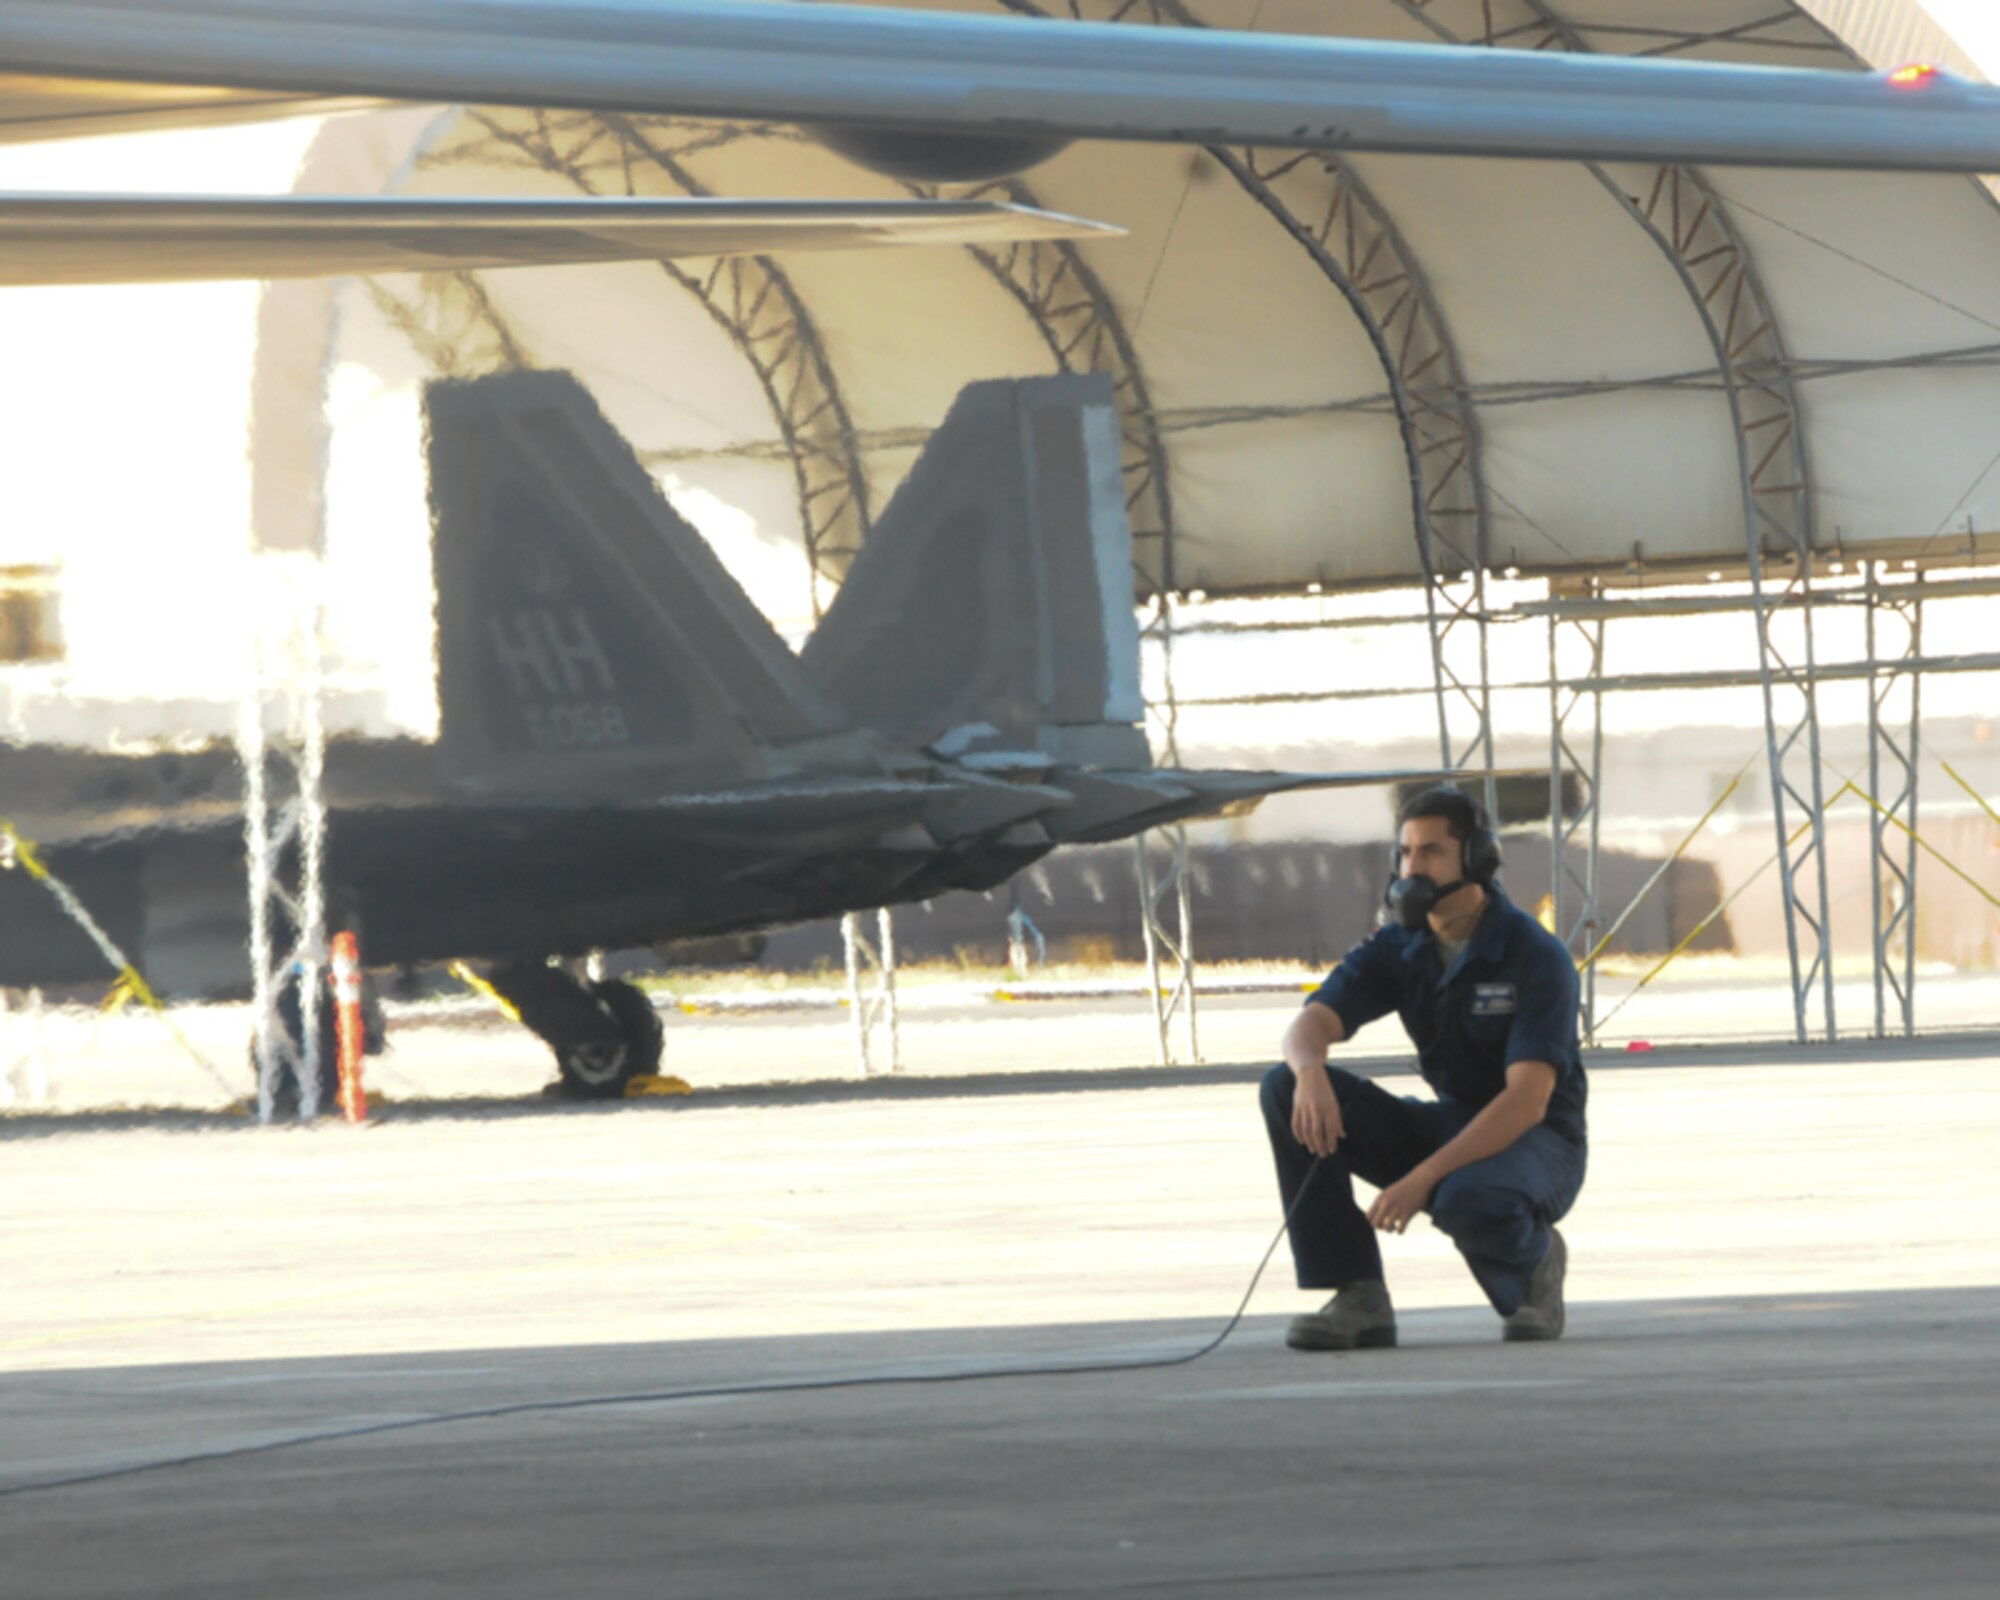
[1259,883,1589,1317]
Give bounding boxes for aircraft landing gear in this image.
[486,962,664,1100]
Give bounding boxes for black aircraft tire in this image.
[555,979,665,1100]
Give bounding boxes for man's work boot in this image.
[1502,1228,1567,1343]
[1286,1280,1396,1351]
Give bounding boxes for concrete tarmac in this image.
[3,1050,1997,1597]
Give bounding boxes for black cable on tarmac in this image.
[0,1160,1324,1500]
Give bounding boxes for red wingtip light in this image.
[1889,62,1941,88]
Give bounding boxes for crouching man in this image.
[1259,786,1588,1349]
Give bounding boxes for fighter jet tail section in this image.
[800,374,1149,769]
[425,370,878,797]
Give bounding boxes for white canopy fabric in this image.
[250,0,2000,607]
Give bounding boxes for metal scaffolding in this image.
[238,560,332,1124]
[1171,563,2000,1042]
[1865,562,1924,1039]
[1134,595,1200,1065]
[1132,825,1199,1067]
[1547,600,1607,1039]
[841,907,901,1076]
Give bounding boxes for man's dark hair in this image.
[1397,785,1487,844]
[1396,785,1502,884]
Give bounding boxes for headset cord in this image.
[1,1159,1324,1501]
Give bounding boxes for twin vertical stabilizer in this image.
[800,373,1149,768]
[428,370,1158,796]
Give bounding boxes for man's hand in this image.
[1368,1166,1437,1235]
[1282,1001,1348,1157]
[1290,1066,1345,1156]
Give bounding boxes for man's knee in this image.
[1259,1062,1297,1124]
[1430,1174,1537,1254]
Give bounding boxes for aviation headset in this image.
[1384,786,1501,929]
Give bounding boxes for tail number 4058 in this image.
[523,703,631,749]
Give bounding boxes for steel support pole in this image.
[239,560,332,1124]
[1548,607,1607,1039]
[1746,552,1837,1044]
[1006,890,1046,980]
[1865,562,1924,1038]
[841,907,900,1076]
[1132,828,1199,1067]
[1133,594,1201,1064]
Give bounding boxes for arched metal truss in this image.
[997,0,1498,794]
[1209,144,1496,797]
[1389,0,1835,57]
[359,268,535,378]
[930,172,1179,596]
[1399,0,1836,1041]
[1598,171,1836,1043]
[409,111,875,615]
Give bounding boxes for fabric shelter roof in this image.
[250,0,2000,611]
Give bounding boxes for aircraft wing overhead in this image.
[0,194,1115,286]
[0,73,363,145]
[5,1,2000,173]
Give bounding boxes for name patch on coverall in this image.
[1472,982,1519,1016]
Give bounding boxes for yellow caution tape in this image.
[1578,742,1764,975]
[1592,796,1833,1035]
[1941,759,2000,834]
[449,960,522,1024]
[1,815,236,1097]
[1849,781,2000,911]
[3,821,48,881]
[1594,768,2000,1036]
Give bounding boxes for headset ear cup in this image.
[1467,828,1502,883]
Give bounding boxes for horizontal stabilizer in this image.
[802,374,1147,768]
[425,369,881,796]
[0,194,1118,286]
[1049,767,1480,845]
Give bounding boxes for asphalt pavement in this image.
[2,1046,1996,1598]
